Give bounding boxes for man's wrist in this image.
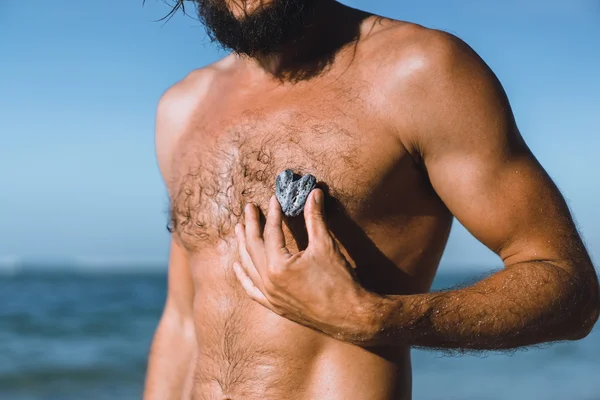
[345,291,397,346]
[353,292,431,347]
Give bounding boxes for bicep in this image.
[410,34,589,270]
[427,132,584,268]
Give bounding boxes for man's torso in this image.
[164,19,452,400]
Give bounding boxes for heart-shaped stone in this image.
[275,169,317,217]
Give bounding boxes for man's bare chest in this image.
[168,96,404,253]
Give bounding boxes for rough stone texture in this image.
[275,169,317,217]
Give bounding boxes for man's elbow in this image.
[566,306,599,341]
[564,276,600,341]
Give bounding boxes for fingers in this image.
[264,196,292,260]
[235,223,267,289]
[241,203,267,275]
[304,189,332,248]
[233,261,271,309]
[244,203,265,252]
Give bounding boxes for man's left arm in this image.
[233,32,599,350]
[372,32,600,349]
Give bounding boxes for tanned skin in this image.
[144,2,599,399]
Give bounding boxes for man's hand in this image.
[233,189,377,343]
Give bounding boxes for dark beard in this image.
[195,0,319,57]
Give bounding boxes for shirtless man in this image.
[143,0,600,399]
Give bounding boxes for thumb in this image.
[305,189,330,244]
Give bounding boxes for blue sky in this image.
[1,1,599,272]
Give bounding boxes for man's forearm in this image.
[361,262,599,350]
[143,312,196,400]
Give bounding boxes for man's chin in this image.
[198,0,318,58]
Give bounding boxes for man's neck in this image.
[248,0,369,81]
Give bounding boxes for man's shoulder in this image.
[363,19,484,87]
[158,55,236,119]
[372,20,502,108]
[358,19,492,113]
[155,55,236,182]
[362,19,504,155]
[156,55,239,141]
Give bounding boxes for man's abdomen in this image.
[187,256,410,400]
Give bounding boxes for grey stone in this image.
[275,169,317,217]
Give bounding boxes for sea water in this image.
[0,268,598,400]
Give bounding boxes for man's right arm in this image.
[143,238,196,400]
[144,75,203,399]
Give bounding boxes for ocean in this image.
[0,269,598,400]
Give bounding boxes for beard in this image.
[194,0,319,57]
